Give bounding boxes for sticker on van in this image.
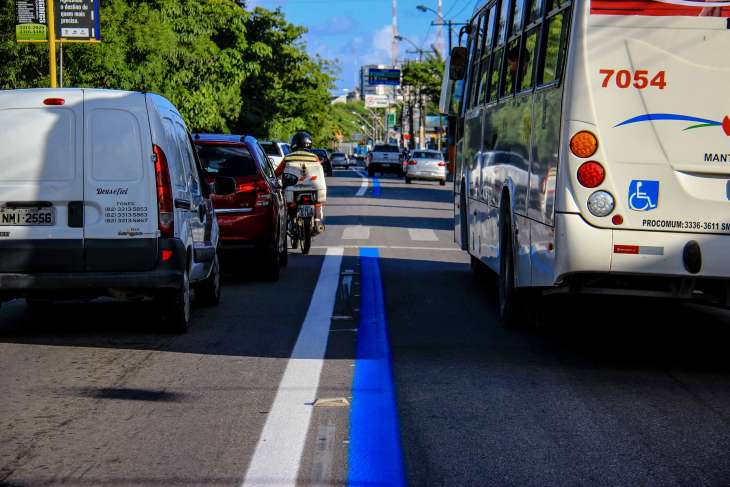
[629,180,660,211]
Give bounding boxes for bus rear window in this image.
[196,145,259,177]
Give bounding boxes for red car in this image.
[193,134,288,281]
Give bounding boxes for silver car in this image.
[330,152,350,168]
[405,150,447,185]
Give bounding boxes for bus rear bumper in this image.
[554,213,730,304]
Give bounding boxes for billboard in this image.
[16,0,48,42]
[55,0,100,42]
[368,68,401,86]
[365,95,390,108]
[591,0,730,17]
[15,0,100,43]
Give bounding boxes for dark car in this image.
[193,134,288,281]
[312,148,333,177]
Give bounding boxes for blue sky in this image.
[247,0,475,92]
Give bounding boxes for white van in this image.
[0,89,223,332]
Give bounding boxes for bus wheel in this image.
[498,209,523,328]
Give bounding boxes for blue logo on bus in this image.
[628,180,659,211]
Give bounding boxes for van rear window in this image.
[91,109,143,182]
[196,145,259,177]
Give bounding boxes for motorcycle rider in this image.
[274,131,327,233]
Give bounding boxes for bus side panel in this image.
[453,118,466,250]
[463,107,483,256]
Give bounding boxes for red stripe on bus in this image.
[591,0,730,17]
[614,245,640,254]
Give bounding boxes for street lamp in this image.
[394,35,428,62]
[416,4,467,53]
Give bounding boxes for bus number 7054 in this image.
[600,69,667,90]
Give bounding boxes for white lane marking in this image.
[408,228,439,242]
[342,226,371,240]
[241,247,343,487]
[355,171,369,197]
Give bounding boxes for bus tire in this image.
[498,205,523,328]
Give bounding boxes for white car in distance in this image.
[405,150,447,186]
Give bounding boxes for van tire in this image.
[195,254,221,307]
[262,242,281,282]
[498,206,523,328]
[159,267,191,333]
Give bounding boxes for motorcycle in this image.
[282,172,319,255]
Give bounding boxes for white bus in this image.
[442,0,730,325]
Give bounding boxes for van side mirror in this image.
[282,173,299,188]
[213,176,236,196]
[449,47,467,81]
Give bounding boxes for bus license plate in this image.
[0,207,54,226]
[298,205,315,218]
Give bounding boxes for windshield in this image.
[195,144,259,177]
[373,145,399,152]
[413,151,443,160]
[260,142,282,157]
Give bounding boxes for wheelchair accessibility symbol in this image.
[628,180,659,212]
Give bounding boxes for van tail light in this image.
[255,178,272,207]
[408,160,417,166]
[43,98,65,106]
[577,161,605,188]
[153,145,174,237]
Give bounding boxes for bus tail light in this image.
[587,191,615,217]
[570,131,598,158]
[577,161,605,188]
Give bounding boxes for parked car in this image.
[193,134,288,281]
[366,144,403,176]
[260,140,290,168]
[330,152,350,169]
[405,150,447,185]
[0,88,221,332]
[312,148,333,177]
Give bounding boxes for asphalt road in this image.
[1,167,729,486]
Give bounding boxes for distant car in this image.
[312,148,333,177]
[260,141,290,168]
[366,144,403,176]
[405,150,447,186]
[330,152,350,169]
[194,134,288,281]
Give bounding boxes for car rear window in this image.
[373,145,400,153]
[195,144,259,177]
[413,151,444,160]
[332,153,345,157]
[260,142,282,157]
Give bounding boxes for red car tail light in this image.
[437,162,446,167]
[408,160,417,166]
[153,144,174,237]
[237,181,256,193]
[255,178,272,207]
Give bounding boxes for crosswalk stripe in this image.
[408,228,439,242]
[343,226,371,240]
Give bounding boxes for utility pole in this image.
[391,0,398,67]
[48,0,58,88]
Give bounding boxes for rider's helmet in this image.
[290,131,313,152]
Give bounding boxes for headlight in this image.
[587,190,615,217]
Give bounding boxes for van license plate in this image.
[298,205,315,218]
[0,208,54,226]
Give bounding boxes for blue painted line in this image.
[348,247,405,487]
[615,113,720,128]
[372,177,381,197]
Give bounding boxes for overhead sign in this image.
[55,0,100,42]
[368,68,401,86]
[365,95,390,109]
[16,0,48,42]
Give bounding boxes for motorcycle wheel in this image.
[300,218,312,255]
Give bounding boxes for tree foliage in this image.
[0,0,343,143]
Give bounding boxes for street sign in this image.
[368,68,401,86]
[16,0,48,42]
[55,0,100,42]
[365,95,389,109]
[387,113,396,128]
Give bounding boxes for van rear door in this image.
[82,90,158,271]
[0,89,85,272]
